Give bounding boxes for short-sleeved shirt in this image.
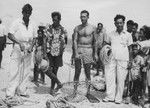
[0,24,7,37]
[46,24,68,56]
[96,30,107,49]
[139,40,150,48]
[9,18,37,42]
[105,30,133,61]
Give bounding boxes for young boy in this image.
[33,26,46,86]
[130,44,145,105]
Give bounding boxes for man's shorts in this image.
[47,53,63,67]
[77,47,94,64]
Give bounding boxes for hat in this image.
[141,48,149,55]
[39,59,49,72]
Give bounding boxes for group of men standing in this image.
[1,3,150,106]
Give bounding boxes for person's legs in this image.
[6,58,20,98]
[0,49,2,68]
[83,63,91,94]
[17,54,32,97]
[123,70,133,104]
[132,80,139,104]
[33,64,39,82]
[141,72,147,97]
[45,68,62,95]
[45,69,61,85]
[64,58,82,100]
[115,60,128,103]
[40,71,45,84]
[103,59,116,101]
[84,63,100,103]
[73,58,82,91]
[146,69,150,103]
[95,48,100,76]
[51,66,59,90]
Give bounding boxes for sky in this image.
[0,0,150,38]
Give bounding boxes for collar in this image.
[52,24,62,30]
[115,30,126,34]
[21,18,31,26]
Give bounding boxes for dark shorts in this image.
[0,36,6,50]
[47,53,63,67]
[97,48,104,69]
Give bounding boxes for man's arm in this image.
[93,29,98,61]
[64,29,68,45]
[8,33,25,51]
[102,32,108,46]
[103,32,111,45]
[8,33,21,45]
[127,34,133,61]
[73,27,79,59]
[42,35,48,59]
[138,40,150,48]
[28,37,36,53]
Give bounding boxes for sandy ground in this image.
[0,44,148,108]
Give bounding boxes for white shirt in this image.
[9,18,37,42]
[0,24,7,37]
[139,40,150,48]
[106,30,133,61]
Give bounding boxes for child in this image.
[33,26,46,86]
[130,44,145,105]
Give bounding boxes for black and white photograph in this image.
[0,0,150,108]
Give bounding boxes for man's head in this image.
[80,10,89,24]
[22,4,32,20]
[132,22,138,33]
[114,14,125,33]
[51,12,61,26]
[126,20,134,33]
[97,23,103,32]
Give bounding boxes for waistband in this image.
[77,44,92,48]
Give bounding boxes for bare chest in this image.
[78,26,94,37]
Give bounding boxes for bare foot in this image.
[54,84,63,92]
[86,93,100,103]
[64,92,77,101]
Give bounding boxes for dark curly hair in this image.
[51,12,61,21]
[81,10,89,17]
[133,22,138,28]
[142,25,150,40]
[127,20,134,25]
[22,4,32,14]
[114,14,125,22]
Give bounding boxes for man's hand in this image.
[27,47,33,53]
[94,54,98,62]
[19,43,25,51]
[75,53,80,59]
[127,62,132,70]
[62,44,66,52]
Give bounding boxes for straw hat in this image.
[39,59,49,72]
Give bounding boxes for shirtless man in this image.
[66,10,98,102]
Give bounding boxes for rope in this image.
[100,45,113,65]
[3,96,40,107]
[61,81,92,96]
[100,45,140,70]
[46,97,76,108]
